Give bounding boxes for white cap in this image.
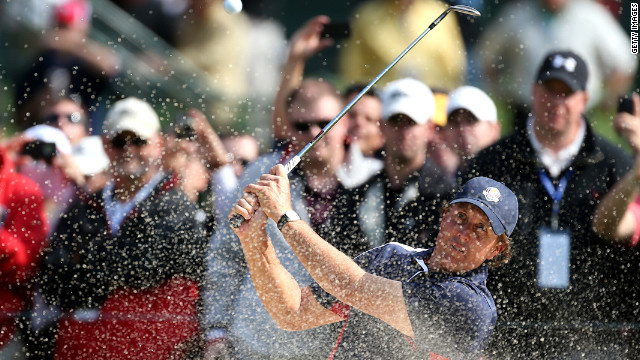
[380,78,435,125]
[103,97,160,140]
[446,86,497,123]
[23,125,72,155]
[72,136,110,175]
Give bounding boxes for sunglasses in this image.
[110,135,147,149]
[43,112,84,125]
[292,120,332,132]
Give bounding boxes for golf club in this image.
[230,4,481,228]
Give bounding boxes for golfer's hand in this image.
[229,192,268,238]
[244,164,293,222]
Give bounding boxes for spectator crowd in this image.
[0,0,637,359]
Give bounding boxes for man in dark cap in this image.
[461,50,637,357]
[230,168,518,360]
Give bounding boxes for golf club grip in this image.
[230,213,244,228]
[229,156,301,229]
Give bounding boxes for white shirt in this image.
[103,172,165,236]
[527,117,586,177]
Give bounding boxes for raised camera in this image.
[21,140,57,163]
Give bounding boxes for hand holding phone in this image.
[173,113,196,140]
[617,94,636,115]
[614,92,640,153]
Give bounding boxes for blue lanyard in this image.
[538,168,574,230]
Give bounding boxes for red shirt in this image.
[0,148,48,347]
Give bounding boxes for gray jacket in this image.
[204,152,341,359]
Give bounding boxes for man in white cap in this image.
[438,85,501,176]
[396,86,502,248]
[39,97,208,359]
[331,77,455,251]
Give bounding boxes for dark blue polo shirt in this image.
[310,243,496,359]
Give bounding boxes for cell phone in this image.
[21,140,57,163]
[617,94,636,115]
[174,114,196,140]
[321,23,351,40]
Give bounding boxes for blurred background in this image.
[0,0,637,149]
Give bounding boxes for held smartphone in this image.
[321,23,351,40]
[617,94,636,115]
[174,113,196,140]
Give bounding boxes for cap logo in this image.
[551,55,577,73]
[483,187,501,203]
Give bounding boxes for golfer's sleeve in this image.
[309,282,349,319]
[402,280,495,358]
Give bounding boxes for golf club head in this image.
[449,5,481,17]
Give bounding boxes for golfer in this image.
[230,164,518,359]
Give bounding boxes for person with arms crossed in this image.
[229,167,518,359]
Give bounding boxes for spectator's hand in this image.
[2,132,31,162]
[288,15,334,62]
[188,109,228,170]
[44,28,85,53]
[613,93,640,154]
[52,152,85,187]
[44,28,121,77]
[243,165,292,223]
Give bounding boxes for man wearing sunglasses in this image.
[40,97,208,359]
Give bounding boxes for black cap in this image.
[536,50,588,93]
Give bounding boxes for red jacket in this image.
[41,174,206,359]
[0,148,48,347]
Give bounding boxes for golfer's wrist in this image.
[277,209,301,231]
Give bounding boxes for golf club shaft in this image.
[230,5,480,229]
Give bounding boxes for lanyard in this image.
[538,168,574,230]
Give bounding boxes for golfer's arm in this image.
[280,221,414,337]
[238,228,342,330]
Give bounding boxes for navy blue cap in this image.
[450,177,518,237]
[536,50,588,93]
